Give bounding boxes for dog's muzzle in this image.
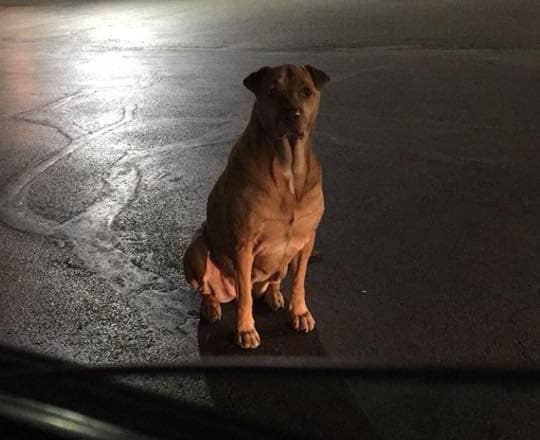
[282,109,305,137]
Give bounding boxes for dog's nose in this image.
[285,109,301,121]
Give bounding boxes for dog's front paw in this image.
[264,289,285,311]
[290,310,316,333]
[200,296,222,323]
[236,328,261,349]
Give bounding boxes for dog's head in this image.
[243,64,330,142]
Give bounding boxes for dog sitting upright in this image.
[183,64,329,349]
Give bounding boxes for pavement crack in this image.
[9,89,95,119]
[0,93,232,334]
[14,116,74,143]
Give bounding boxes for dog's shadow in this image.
[197,297,376,439]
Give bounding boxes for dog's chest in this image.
[282,168,295,194]
[253,141,322,263]
[273,141,308,197]
[256,178,323,258]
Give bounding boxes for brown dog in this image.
[183,64,329,349]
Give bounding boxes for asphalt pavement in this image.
[0,1,539,439]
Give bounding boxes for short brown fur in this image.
[183,64,329,348]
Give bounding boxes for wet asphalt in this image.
[0,1,539,439]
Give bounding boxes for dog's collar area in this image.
[287,133,304,147]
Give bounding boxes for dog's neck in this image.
[272,132,312,198]
[247,114,313,197]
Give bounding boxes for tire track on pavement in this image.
[0,89,243,339]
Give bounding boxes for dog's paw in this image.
[200,297,222,323]
[236,328,261,349]
[264,289,285,311]
[290,310,316,332]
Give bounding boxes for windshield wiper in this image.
[0,391,156,440]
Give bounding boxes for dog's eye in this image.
[267,87,276,97]
[302,88,313,97]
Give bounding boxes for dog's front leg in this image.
[290,234,316,332]
[234,245,260,349]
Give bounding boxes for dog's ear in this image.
[243,66,271,94]
[305,65,330,90]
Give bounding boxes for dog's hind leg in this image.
[183,224,208,290]
[264,282,285,311]
[200,292,222,323]
[183,224,227,323]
